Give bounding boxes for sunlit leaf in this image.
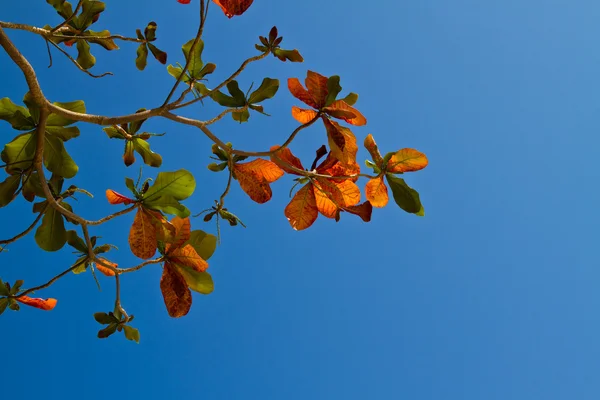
[106,189,135,205]
[95,258,117,277]
[212,0,254,18]
[185,230,217,261]
[285,184,318,231]
[173,264,214,295]
[386,149,428,174]
[15,296,57,311]
[128,207,157,259]
[291,106,318,124]
[233,159,284,203]
[365,177,389,208]
[160,262,192,318]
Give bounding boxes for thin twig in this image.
[48,39,113,78]
[50,0,84,33]
[0,204,48,245]
[15,264,81,298]
[45,39,52,68]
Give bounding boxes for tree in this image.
[0,0,428,343]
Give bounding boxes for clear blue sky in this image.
[1,0,600,399]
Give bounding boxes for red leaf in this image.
[212,0,254,18]
[160,262,192,318]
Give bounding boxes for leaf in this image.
[284,184,318,231]
[46,100,86,128]
[169,244,208,272]
[272,48,303,62]
[269,145,304,174]
[147,43,167,65]
[232,109,250,123]
[66,230,88,253]
[143,169,196,204]
[132,138,162,167]
[98,323,117,338]
[86,30,119,51]
[106,189,135,205]
[287,78,319,109]
[305,71,329,108]
[233,159,284,204]
[46,126,80,141]
[0,98,34,130]
[212,0,254,18]
[324,75,342,107]
[0,298,8,315]
[168,216,192,250]
[364,134,383,165]
[1,132,36,174]
[124,141,135,166]
[35,206,67,252]
[76,39,95,70]
[128,207,157,259]
[128,109,147,134]
[322,118,359,168]
[21,171,45,202]
[365,177,389,208]
[44,134,78,178]
[173,264,214,295]
[341,201,373,222]
[144,194,191,218]
[386,149,428,173]
[15,296,57,311]
[94,312,116,324]
[323,100,367,126]
[291,107,318,124]
[95,258,117,277]
[181,37,205,78]
[160,263,192,318]
[342,92,358,106]
[385,174,424,215]
[185,230,217,260]
[123,325,140,343]
[0,174,21,207]
[0,280,9,296]
[248,78,279,104]
[135,44,148,70]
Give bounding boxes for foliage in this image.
[0,0,428,343]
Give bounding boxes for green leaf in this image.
[181,37,205,79]
[67,230,88,253]
[272,48,304,63]
[72,256,88,274]
[0,174,21,207]
[185,230,217,260]
[23,92,40,124]
[132,138,162,168]
[46,0,73,20]
[209,90,244,108]
[173,264,214,295]
[76,39,96,70]
[167,65,190,83]
[98,323,118,339]
[125,177,137,195]
[75,0,105,30]
[148,43,167,65]
[226,81,246,104]
[0,298,8,315]
[341,92,358,106]
[10,280,24,295]
[44,134,79,178]
[35,206,67,251]
[143,169,195,204]
[144,21,157,40]
[47,100,86,127]
[135,44,148,71]
[248,78,280,104]
[207,162,228,172]
[46,126,80,141]
[86,30,119,51]
[103,126,124,139]
[123,325,140,343]
[324,76,342,107]
[8,299,20,311]
[1,132,36,174]
[144,194,190,218]
[385,174,424,215]
[0,280,9,296]
[94,312,116,325]
[232,109,250,123]
[198,63,216,77]
[0,98,34,130]
[128,109,147,134]
[21,171,45,202]
[33,200,49,214]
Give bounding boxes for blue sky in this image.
[1,0,600,399]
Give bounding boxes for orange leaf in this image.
[288,78,319,109]
[340,201,373,222]
[16,296,57,311]
[95,258,118,277]
[387,149,428,173]
[212,0,254,18]
[305,71,329,108]
[365,177,389,208]
[270,146,304,175]
[322,118,359,168]
[323,100,367,126]
[169,244,209,273]
[169,216,191,250]
[145,209,176,244]
[364,134,384,165]
[291,106,318,124]
[129,208,157,259]
[315,177,360,208]
[316,152,361,182]
[234,159,283,204]
[160,262,192,318]
[312,181,339,219]
[106,189,135,205]
[284,184,318,231]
